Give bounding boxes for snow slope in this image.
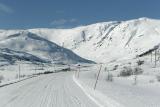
[0,48,48,66]
[29,17,160,62]
[0,17,160,107]
[73,63,160,107]
[0,31,94,64]
[0,17,160,63]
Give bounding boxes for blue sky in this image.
[0,0,160,29]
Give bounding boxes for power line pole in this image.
[154,46,159,67]
[18,59,21,79]
[151,52,152,62]
[155,50,157,67]
[35,63,37,75]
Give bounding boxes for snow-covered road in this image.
[0,72,98,107]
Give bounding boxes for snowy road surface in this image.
[0,72,98,107]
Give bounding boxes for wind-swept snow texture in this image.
[73,75,124,107]
[0,72,98,107]
[73,63,160,107]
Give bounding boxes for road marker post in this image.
[77,64,80,78]
[17,59,21,80]
[94,64,102,90]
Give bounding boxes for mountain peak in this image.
[1,18,160,63]
[138,17,150,20]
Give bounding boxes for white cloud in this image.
[0,3,13,14]
[70,18,77,22]
[51,18,78,26]
[51,19,67,25]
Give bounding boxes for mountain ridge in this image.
[0,31,95,64]
[0,17,160,63]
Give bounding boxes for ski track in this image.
[0,72,98,107]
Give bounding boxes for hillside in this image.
[0,31,94,64]
[29,18,160,63]
[0,48,48,66]
[0,18,160,63]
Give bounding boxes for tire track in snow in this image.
[0,72,98,107]
[73,75,125,107]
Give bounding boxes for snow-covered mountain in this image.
[0,17,160,63]
[0,31,94,64]
[29,17,160,63]
[0,48,48,66]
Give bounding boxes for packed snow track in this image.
[0,72,98,107]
